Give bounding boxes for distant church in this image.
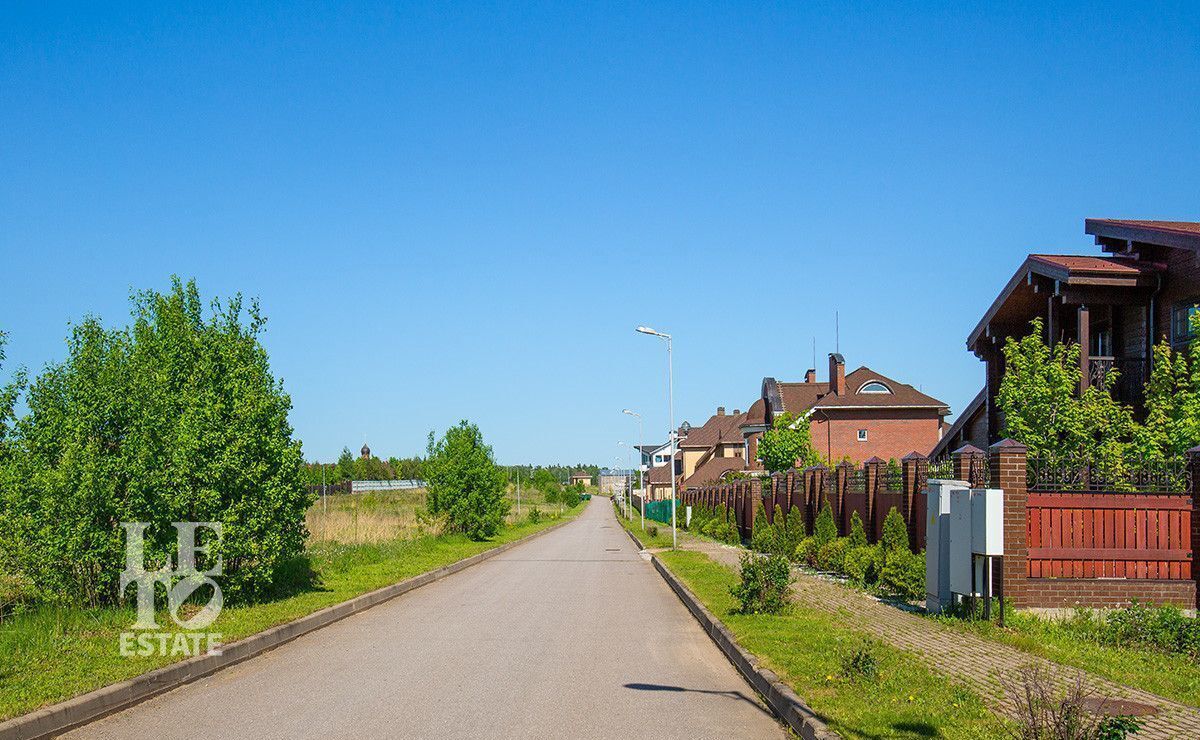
[360,443,371,460]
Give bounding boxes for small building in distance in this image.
[569,470,592,487]
[598,468,632,496]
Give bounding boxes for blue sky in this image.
[2,2,1198,465]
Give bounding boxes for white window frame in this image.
[857,429,868,441]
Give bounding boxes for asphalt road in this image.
[67,497,785,739]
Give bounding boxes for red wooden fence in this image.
[1026,492,1193,580]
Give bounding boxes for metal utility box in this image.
[924,479,968,614]
[947,488,974,595]
[970,488,1004,556]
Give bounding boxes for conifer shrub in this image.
[813,499,837,546]
[848,511,868,547]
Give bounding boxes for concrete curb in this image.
[0,517,575,740]
[617,515,837,740]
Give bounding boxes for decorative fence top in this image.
[1027,455,1190,494]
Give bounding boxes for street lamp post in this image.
[622,408,645,530]
[636,325,677,549]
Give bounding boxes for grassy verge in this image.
[655,549,1008,739]
[614,503,677,549]
[933,611,1200,707]
[0,506,582,722]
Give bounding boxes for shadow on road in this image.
[622,682,775,719]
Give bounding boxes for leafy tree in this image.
[0,279,309,605]
[756,412,820,473]
[423,420,509,539]
[335,447,356,482]
[997,318,1136,475]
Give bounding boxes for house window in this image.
[857,429,868,441]
[858,381,892,394]
[1171,301,1200,348]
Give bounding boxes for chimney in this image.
[733,409,741,415]
[717,406,725,416]
[804,368,816,384]
[829,353,845,395]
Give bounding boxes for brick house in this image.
[936,219,1200,454]
[751,353,950,464]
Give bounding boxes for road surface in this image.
[68,497,785,739]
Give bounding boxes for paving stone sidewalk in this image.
[662,535,1200,740]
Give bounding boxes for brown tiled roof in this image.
[679,410,747,449]
[1027,254,1149,276]
[811,367,948,411]
[1087,219,1200,237]
[684,455,745,486]
[742,398,768,426]
[777,381,829,415]
[646,460,676,484]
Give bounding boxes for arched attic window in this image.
[858,381,893,394]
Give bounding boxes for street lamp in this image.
[622,408,645,530]
[636,325,677,549]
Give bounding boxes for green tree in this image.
[0,279,309,605]
[423,420,509,539]
[813,499,837,546]
[848,511,868,547]
[756,412,821,473]
[335,447,356,482]
[997,318,1136,473]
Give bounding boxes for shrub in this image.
[847,511,867,547]
[838,639,880,682]
[0,280,310,606]
[648,524,659,537]
[816,538,850,572]
[880,548,925,600]
[784,504,806,556]
[720,520,742,545]
[750,501,776,554]
[1000,663,1142,740]
[844,544,884,586]
[424,420,510,540]
[730,553,791,615]
[526,507,542,524]
[795,536,820,568]
[813,499,837,546]
[771,505,789,555]
[881,506,909,553]
[1098,602,1200,659]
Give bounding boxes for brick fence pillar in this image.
[1189,446,1200,609]
[953,444,985,485]
[750,477,763,531]
[901,452,926,550]
[991,438,1028,609]
[835,461,852,535]
[864,456,884,537]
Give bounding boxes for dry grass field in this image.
[307,488,430,544]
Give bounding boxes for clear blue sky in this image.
[2,2,1198,466]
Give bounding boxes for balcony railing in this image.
[1087,355,1146,405]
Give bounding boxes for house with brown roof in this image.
[934,218,1200,456]
[753,353,950,463]
[569,470,592,487]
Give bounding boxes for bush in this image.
[750,501,776,554]
[880,548,925,600]
[424,420,510,540]
[1000,663,1142,740]
[844,544,884,586]
[730,553,791,615]
[795,536,819,568]
[847,511,867,547]
[838,639,880,682]
[813,500,837,546]
[881,506,909,553]
[816,538,850,572]
[1097,602,1200,659]
[526,507,542,524]
[648,524,659,538]
[784,504,806,556]
[718,519,742,545]
[0,280,309,606]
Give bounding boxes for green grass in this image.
[656,549,1009,739]
[0,506,582,721]
[934,610,1200,707]
[615,503,677,549]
